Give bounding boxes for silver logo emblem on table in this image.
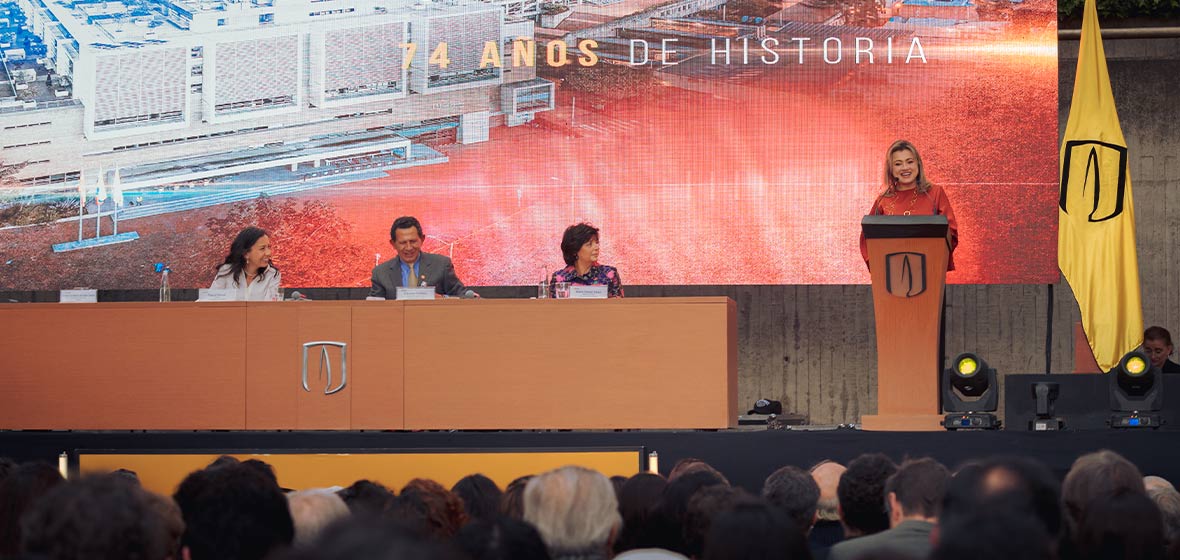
[301,341,347,395]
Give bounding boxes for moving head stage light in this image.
[1109,350,1163,429]
[943,353,1001,430]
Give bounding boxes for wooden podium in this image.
[860,215,950,431]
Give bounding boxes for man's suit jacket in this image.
[826,520,935,560]
[368,252,466,298]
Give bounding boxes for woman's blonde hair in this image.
[882,139,933,197]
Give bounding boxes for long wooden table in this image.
[0,298,737,430]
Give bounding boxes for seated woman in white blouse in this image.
[209,226,282,301]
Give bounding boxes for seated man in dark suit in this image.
[369,216,467,298]
[828,458,949,560]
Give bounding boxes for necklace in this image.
[889,190,920,216]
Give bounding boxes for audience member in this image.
[829,458,948,560]
[142,490,186,560]
[977,456,1063,536]
[524,466,621,560]
[0,457,17,481]
[336,480,394,516]
[387,479,468,540]
[173,459,294,560]
[809,461,847,560]
[455,516,552,560]
[287,489,350,547]
[1062,450,1146,532]
[1075,489,1166,560]
[452,474,503,523]
[280,516,466,560]
[1148,486,1180,550]
[684,485,746,558]
[668,458,730,484]
[20,475,172,560]
[658,468,730,556]
[614,473,671,555]
[1146,476,1176,492]
[701,500,811,560]
[836,454,898,539]
[611,475,628,497]
[0,461,65,556]
[763,465,821,534]
[930,500,1056,560]
[500,475,533,520]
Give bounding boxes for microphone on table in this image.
[286,290,311,301]
[460,289,478,299]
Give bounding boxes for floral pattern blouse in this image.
[550,264,624,298]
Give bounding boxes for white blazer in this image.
[209,264,282,301]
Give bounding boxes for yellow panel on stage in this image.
[78,449,644,496]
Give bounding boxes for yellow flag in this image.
[1058,0,1142,372]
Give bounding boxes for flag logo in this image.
[1060,140,1129,222]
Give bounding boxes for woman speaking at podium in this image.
[209,226,282,301]
[859,140,959,270]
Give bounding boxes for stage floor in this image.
[4,428,1180,492]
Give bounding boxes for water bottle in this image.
[158,266,171,302]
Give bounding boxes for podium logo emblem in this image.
[885,252,926,298]
[1060,140,1128,222]
[301,341,347,395]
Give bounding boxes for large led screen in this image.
[0,0,1058,289]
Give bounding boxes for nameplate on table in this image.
[569,285,609,299]
[396,287,436,300]
[198,288,236,302]
[59,289,98,303]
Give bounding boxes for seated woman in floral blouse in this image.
[550,222,624,298]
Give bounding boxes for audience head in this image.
[976,456,1062,536]
[336,479,394,516]
[0,461,65,555]
[837,453,898,536]
[142,490,185,560]
[1062,450,1145,529]
[387,478,467,540]
[1075,489,1165,560]
[810,460,846,522]
[884,458,949,524]
[282,516,466,560]
[684,485,745,558]
[668,458,729,484]
[173,459,294,560]
[701,499,811,560]
[1143,326,1175,371]
[931,500,1056,560]
[0,457,16,481]
[524,466,621,559]
[762,465,820,532]
[287,489,350,547]
[1145,476,1175,493]
[451,474,503,523]
[20,475,172,560]
[1147,486,1180,551]
[500,475,533,520]
[455,516,552,560]
[613,473,669,554]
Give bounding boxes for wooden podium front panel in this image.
[402,298,736,430]
[0,303,247,430]
[295,305,352,430]
[350,304,404,429]
[866,237,948,419]
[245,305,300,429]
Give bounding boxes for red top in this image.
[859,183,958,271]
